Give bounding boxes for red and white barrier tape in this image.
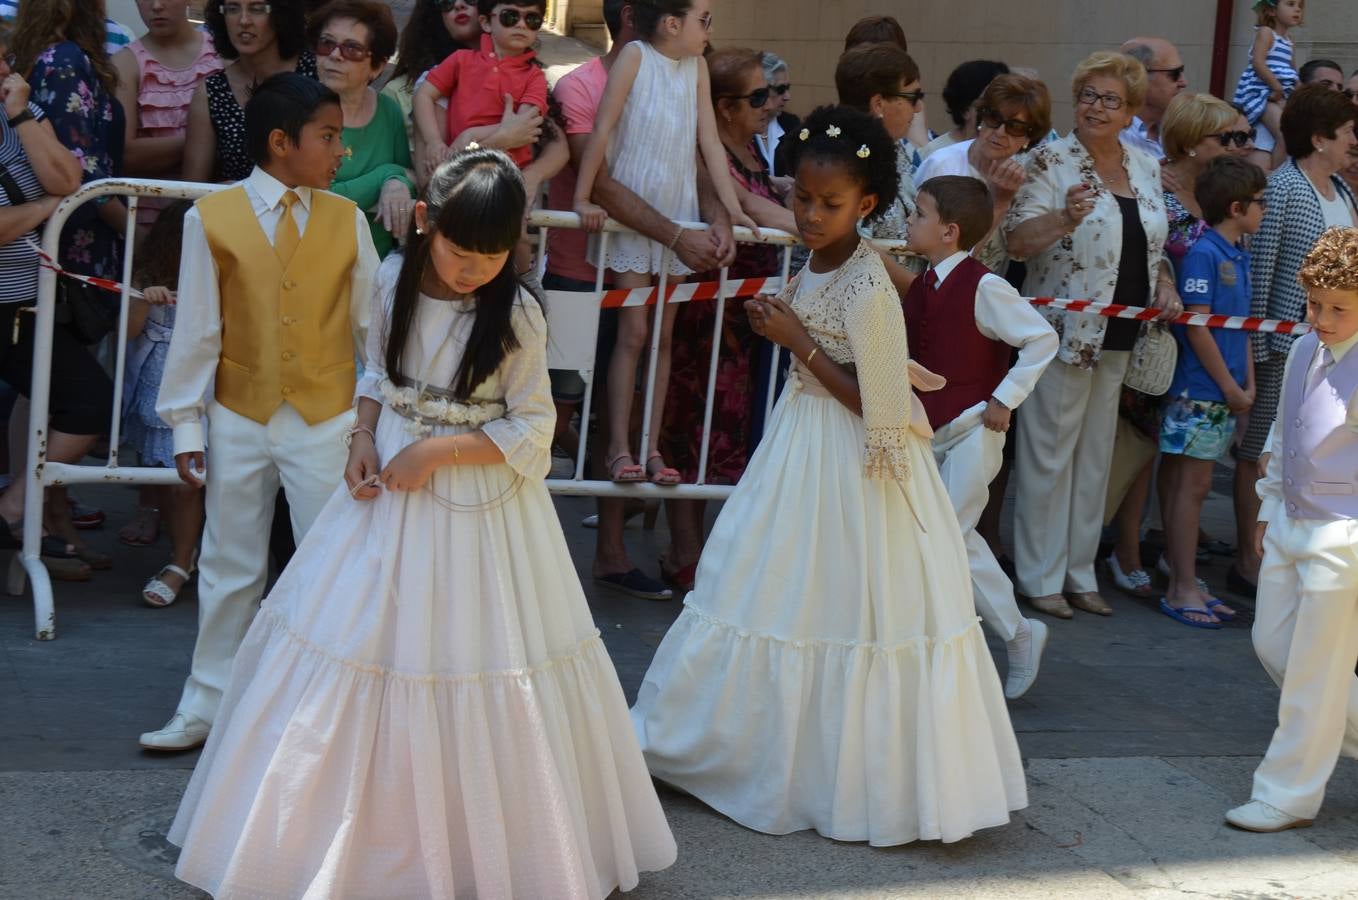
[26,238,144,300]
[597,276,781,309]
[1029,297,1311,335]
[24,235,1312,335]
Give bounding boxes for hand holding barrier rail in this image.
[14,178,1306,639]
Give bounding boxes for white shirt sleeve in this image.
[350,208,379,356]
[156,208,219,457]
[973,272,1059,410]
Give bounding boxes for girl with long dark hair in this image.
[168,149,676,898]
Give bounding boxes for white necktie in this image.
[1304,346,1334,399]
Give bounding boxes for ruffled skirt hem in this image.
[171,608,677,900]
[632,604,1028,847]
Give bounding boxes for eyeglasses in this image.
[1210,129,1256,148]
[496,9,545,30]
[1076,87,1126,110]
[0,52,14,69]
[1345,89,1358,101]
[770,84,791,96]
[977,107,1036,139]
[722,87,770,109]
[682,10,713,30]
[219,2,270,18]
[316,36,371,62]
[1244,194,1269,211]
[886,90,926,105]
[1147,65,1186,82]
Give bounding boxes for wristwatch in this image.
[6,109,35,129]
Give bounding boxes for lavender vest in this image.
[1280,332,1358,521]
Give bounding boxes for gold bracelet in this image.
[451,435,461,463]
[804,346,820,366]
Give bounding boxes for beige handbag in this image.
[1123,321,1177,396]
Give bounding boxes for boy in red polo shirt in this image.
[413,0,549,171]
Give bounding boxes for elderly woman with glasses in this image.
[182,0,317,183]
[308,0,412,257]
[915,72,1051,274]
[1004,51,1182,621]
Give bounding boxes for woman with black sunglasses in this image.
[181,0,318,183]
[914,73,1051,275]
[309,0,413,257]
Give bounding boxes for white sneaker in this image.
[139,712,210,752]
[1004,618,1048,700]
[1225,799,1313,833]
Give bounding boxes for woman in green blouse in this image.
[309,0,413,257]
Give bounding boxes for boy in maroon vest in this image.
[1226,227,1358,833]
[904,175,1058,699]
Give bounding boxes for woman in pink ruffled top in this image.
[112,0,222,197]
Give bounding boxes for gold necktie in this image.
[275,190,301,264]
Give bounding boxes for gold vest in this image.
[198,186,359,425]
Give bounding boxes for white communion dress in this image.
[631,241,1028,846]
[169,262,677,898]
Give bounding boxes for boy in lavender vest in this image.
[1226,227,1358,833]
[903,176,1058,699]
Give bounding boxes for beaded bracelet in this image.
[343,424,376,447]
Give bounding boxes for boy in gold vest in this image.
[141,74,378,751]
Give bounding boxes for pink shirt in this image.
[426,34,547,168]
[546,57,607,284]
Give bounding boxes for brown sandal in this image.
[645,453,681,486]
[607,453,646,483]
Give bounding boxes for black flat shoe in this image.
[1226,565,1257,598]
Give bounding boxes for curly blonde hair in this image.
[1299,227,1358,291]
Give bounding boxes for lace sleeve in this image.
[844,255,913,482]
[354,253,402,405]
[481,293,555,480]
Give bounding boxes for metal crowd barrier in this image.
[16,178,885,640]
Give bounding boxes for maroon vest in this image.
[902,256,1012,430]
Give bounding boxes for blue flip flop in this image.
[1205,597,1236,623]
[1159,597,1222,629]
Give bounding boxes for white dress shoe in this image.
[1225,799,1313,833]
[139,712,210,752]
[1004,618,1048,700]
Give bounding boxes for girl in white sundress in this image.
[1233,0,1304,169]
[573,0,755,487]
[168,150,677,899]
[631,106,1028,846]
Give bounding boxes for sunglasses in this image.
[495,8,544,29]
[1147,65,1186,82]
[1345,89,1358,101]
[316,36,371,62]
[770,84,791,96]
[1210,129,1256,148]
[434,0,463,10]
[723,87,770,109]
[977,107,1035,139]
[690,10,714,30]
[886,89,925,105]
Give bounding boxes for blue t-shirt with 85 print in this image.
[1169,227,1251,403]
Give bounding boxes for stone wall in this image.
[710,0,1358,131]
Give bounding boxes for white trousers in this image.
[933,408,1023,642]
[1250,514,1358,819]
[176,401,352,724]
[1013,352,1129,598]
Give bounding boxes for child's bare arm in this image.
[573,44,642,231]
[413,81,449,159]
[695,59,758,234]
[1250,27,1285,95]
